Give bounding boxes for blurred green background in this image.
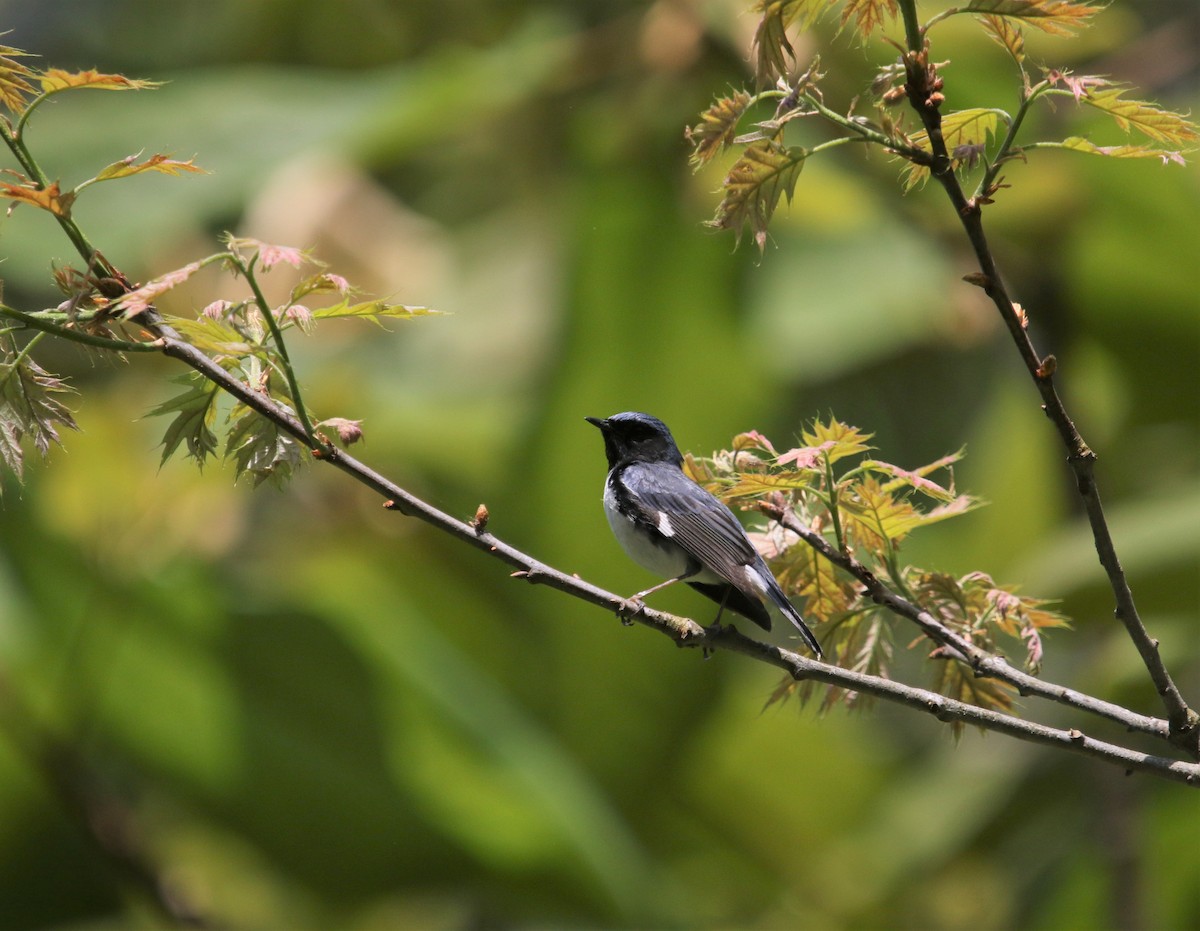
[0,1,1197,928]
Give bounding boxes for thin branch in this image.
[759,501,1174,743]
[892,0,1199,756]
[229,253,323,448]
[0,304,162,353]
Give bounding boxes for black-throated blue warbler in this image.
[586,412,822,656]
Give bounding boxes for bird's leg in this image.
[617,572,693,625]
[700,586,734,657]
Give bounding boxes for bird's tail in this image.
[766,579,822,658]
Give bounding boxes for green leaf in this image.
[0,353,79,487]
[0,355,78,456]
[145,375,221,468]
[309,297,437,325]
[226,406,303,488]
[903,109,1001,189]
[751,1,839,83]
[955,0,1101,36]
[162,315,259,357]
[724,470,816,500]
[92,153,206,183]
[840,0,899,38]
[791,417,874,466]
[1049,136,1187,164]
[0,420,23,481]
[706,140,806,251]
[979,13,1026,64]
[839,475,923,546]
[1080,86,1200,148]
[687,91,753,168]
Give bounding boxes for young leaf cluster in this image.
[124,236,434,486]
[689,1,1198,249]
[685,417,1068,723]
[0,44,437,491]
[0,336,78,491]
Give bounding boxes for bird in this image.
[586,411,822,656]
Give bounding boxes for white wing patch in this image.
[742,563,768,595]
[656,511,674,537]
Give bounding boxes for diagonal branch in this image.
[147,313,1197,779]
[892,0,1199,756]
[759,501,1175,744]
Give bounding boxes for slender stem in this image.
[0,122,118,279]
[231,254,323,448]
[823,455,846,554]
[898,0,924,53]
[802,93,930,162]
[0,305,160,353]
[976,82,1047,198]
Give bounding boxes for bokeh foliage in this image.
[0,1,1196,928]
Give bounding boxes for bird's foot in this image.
[699,621,726,658]
[616,597,646,626]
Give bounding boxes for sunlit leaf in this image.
[706,140,807,251]
[0,179,75,217]
[310,297,437,325]
[38,68,161,93]
[751,1,839,83]
[1080,86,1200,148]
[146,374,220,468]
[778,541,856,623]
[1049,136,1187,164]
[92,153,206,183]
[687,91,753,167]
[904,109,1001,188]
[725,470,816,500]
[161,315,258,357]
[956,0,1101,36]
[793,417,874,465]
[979,13,1025,64]
[840,0,899,37]
[839,475,922,545]
[0,44,36,112]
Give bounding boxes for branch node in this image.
[1068,728,1086,742]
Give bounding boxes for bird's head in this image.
[586,412,684,469]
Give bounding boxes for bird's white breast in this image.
[602,477,691,579]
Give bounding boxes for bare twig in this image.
[759,502,1174,742]
[892,0,1199,757]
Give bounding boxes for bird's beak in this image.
[584,416,606,430]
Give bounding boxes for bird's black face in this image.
[586,412,683,469]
